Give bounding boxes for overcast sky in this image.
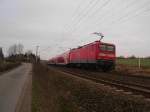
[0,0,150,59]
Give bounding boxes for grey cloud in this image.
[0,0,150,59]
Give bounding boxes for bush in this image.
[0,61,20,72]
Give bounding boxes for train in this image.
[48,40,116,71]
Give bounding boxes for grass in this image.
[117,58,150,68]
[32,63,150,112]
[0,61,21,73]
[32,64,77,112]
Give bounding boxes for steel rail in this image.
[56,68,150,98]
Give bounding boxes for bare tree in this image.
[8,44,17,56]
[128,55,136,59]
[17,44,24,54]
[26,50,32,55]
[117,56,125,59]
[8,44,24,56]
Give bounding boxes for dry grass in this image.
[116,59,150,76]
[32,64,150,112]
[117,58,150,68]
[115,64,150,77]
[32,64,78,112]
[0,61,20,73]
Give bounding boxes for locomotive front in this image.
[97,42,116,71]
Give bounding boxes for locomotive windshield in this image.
[107,46,114,51]
[100,44,106,51]
[100,44,115,52]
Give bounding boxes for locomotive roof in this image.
[71,40,115,50]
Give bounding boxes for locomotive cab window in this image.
[100,44,106,51]
[107,45,114,52]
[100,44,115,52]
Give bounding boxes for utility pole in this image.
[36,46,39,63]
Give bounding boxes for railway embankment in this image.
[32,63,150,112]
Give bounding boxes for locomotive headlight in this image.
[99,53,106,56]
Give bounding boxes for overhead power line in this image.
[65,0,96,32]
[94,0,150,28]
[82,0,140,32]
[118,4,150,24]
[63,0,150,45]
[93,2,150,32]
[77,0,150,35]
[68,0,112,35]
[63,0,85,32]
[68,0,102,31]
[78,0,112,25]
[91,0,138,27]
[114,0,150,24]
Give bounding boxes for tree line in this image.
[117,55,150,59]
[0,44,39,63]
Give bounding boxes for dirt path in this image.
[15,68,32,112]
[0,63,32,112]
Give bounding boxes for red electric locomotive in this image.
[48,40,116,71]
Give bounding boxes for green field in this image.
[117,58,150,68]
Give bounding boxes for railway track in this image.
[53,67,150,98]
[84,71,150,90]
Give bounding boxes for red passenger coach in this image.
[48,40,116,71]
[49,51,70,65]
